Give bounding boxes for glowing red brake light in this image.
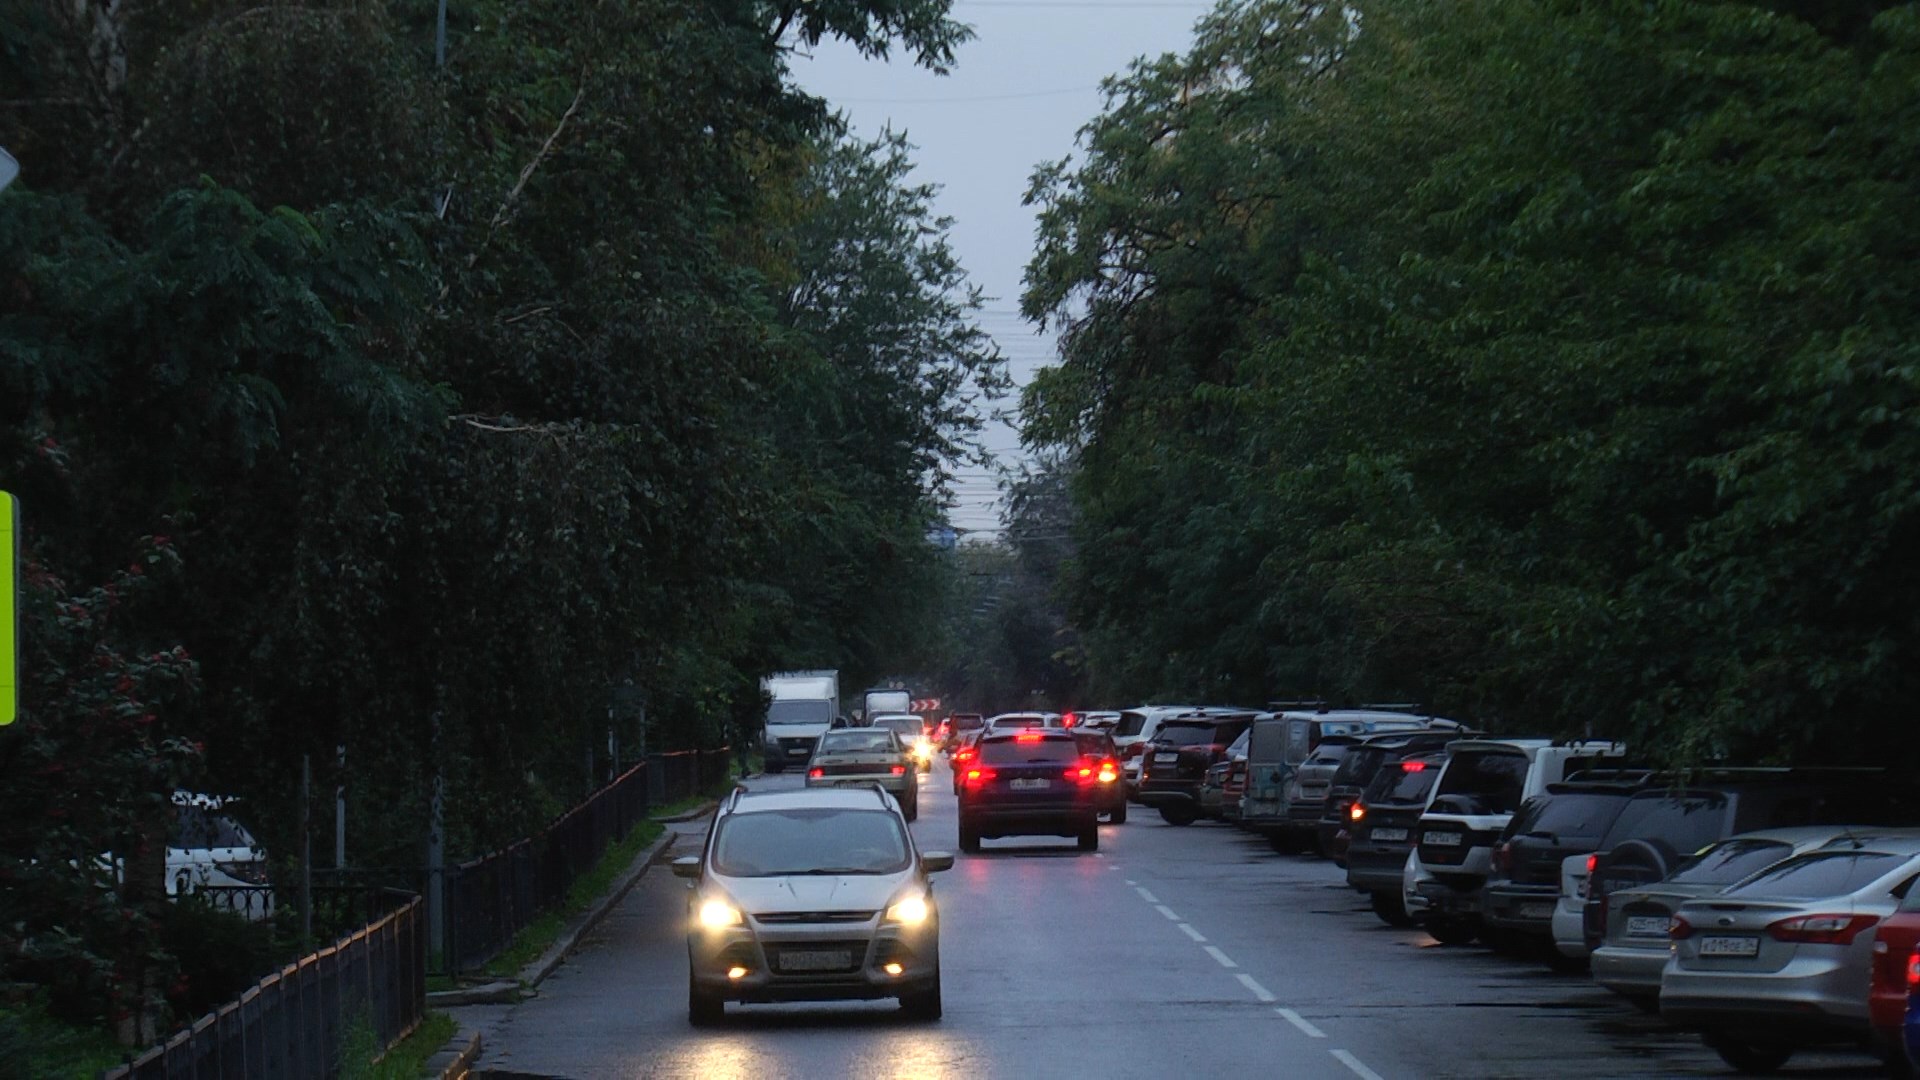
[1349,802,1366,822]
[964,767,997,786]
[1014,732,1044,743]
[1586,854,1598,874]
[1097,759,1119,783]
[1669,915,1693,941]
[1768,913,1879,945]
[1401,760,1427,772]
[807,767,824,779]
[1907,948,1920,990]
[890,765,907,776]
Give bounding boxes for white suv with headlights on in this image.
[673,784,952,1025]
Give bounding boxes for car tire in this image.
[900,970,942,1021]
[1159,805,1197,827]
[1426,917,1478,946]
[1078,822,1099,852]
[959,823,981,854]
[1538,941,1588,973]
[1110,800,1128,825]
[1370,890,1416,928]
[688,972,723,1027]
[1703,1034,1792,1074]
[903,797,918,823]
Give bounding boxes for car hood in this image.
[718,871,911,914]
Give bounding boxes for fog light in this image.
[883,962,904,976]
[727,966,749,980]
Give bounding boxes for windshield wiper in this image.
[787,867,879,876]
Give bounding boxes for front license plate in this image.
[778,949,853,972]
[1627,915,1668,938]
[1009,778,1051,791]
[1154,752,1179,765]
[1698,935,1759,958]
[1371,827,1408,842]
[1424,832,1463,847]
[1521,903,1554,920]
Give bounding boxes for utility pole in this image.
[435,0,447,67]
[334,743,347,869]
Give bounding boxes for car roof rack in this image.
[1267,700,1329,712]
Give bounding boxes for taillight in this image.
[1586,854,1598,874]
[1349,802,1366,822]
[890,765,907,776]
[1098,759,1119,783]
[1062,712,1077,727]
[1907,948,1920,990]
[964,768,997,787]
[1066,764,1096,784]
[1669,916,1693,941]
[807,767,825,779]
[1014,732,1044,743]
[1401,760,1427,772]
[1768,914,1879,945]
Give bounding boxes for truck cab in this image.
[760,670,841,773]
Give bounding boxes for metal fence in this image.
[443,746,732,974]
[102,893,426,1080]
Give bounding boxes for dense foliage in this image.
[0,0,999,1040]
[1022,0,1920,756]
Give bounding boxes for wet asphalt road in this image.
[456,761,1886,1079]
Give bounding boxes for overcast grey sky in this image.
[792,0,1209,537]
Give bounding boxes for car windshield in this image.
[711,808,912,877]
[1433,751,1529,814]
[1599,792,1730,853]
[172,806,256,850]
[768,699,834,726]
[979,738,1079,764]
[817,732,896,754]
[1666,839,1795,887]
[1512,792,1632,844]
[1721,851,1907,899]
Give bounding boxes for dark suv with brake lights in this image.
[1070,729,1127,824]
[957,731,1103,853]
[1480,772,1653,962]
[1347,753,1446,926]
[1318,732,1469,863]
[1137,712,1257,826]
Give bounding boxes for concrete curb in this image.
[424,980,519,1007]
[423,1027,482,1080]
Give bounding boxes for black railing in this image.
[102,893,426,1080]
[190,884,413,944]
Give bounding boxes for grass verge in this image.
[0,997,126,1080]
[340,1010,457,1080]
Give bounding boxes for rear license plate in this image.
[1521,903,1553,920]
[788,747,810,756]
[1371,828,1408,842]
[1698,935,1759,958]
[1424,832,1463,847]
[1627,915,1668,938]
[1154,753,1179,765]
[1009,778,1051,791]
[778,949,853,972]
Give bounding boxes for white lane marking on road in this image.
[1135,886,1160,903]
[1236,974,1275,1001]
[1276,1008,1325,1038]
[1330,1049,1385,1080]
[1177,923,1207,943]
[1203,945,1238,969]
[1155,904,1181,921]
[1124,879,1136,885]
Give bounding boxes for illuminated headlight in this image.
[912,741,935,760]
[697,897,744,929]
[884,893,932,926]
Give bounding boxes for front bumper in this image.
[689,916,938,1003]
[1135,782,1201,809]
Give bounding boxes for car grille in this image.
[754,911,876,925]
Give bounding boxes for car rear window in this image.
[980,737,1080,764]
[874,716,923,735]
[712,808,911,877]
[991,715,1047,730]
[1333,747,1388,787]
[1511,792,1632,844]
[1073,733,1117,757]
[172,806,256,850]
[1434,750,1530,813]
[1112,711,1150,737]
[1305,745,1349,769]
[1666,839,1795,887]
[1367,760,1440,805]
[1599,792,1730,854]
[1721,851,1907,899]
[951,714,984,731]
[818,732,896,754]
[1155,722,1219,747]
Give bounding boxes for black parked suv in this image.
[957,730,1102,853]
[1136,712,1258,826]
[1317,731,1468,861]
[1346,752,1447,926]
[1480,771,1653,963]
[1581,768,1910,950]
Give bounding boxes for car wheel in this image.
[1538,941,1588,973]
[1110,800,1127,825]
[1426,917,1478,946]
[959,824,981,854]
[1622,993,1661,1015]
[1703,1034,1792,1074]
[1078,821,1099,852]
[1159,805,1197,826]
[688,971,723,1027]
[903,794,918,822]
[900,970,942,1021]
[1370,890,1415,928]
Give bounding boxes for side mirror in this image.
[671,855,702,879]
[920,851,955,873]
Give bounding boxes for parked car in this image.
[957,730,1102,853]
[1070,729,1127,824]
[1661,837,1920,1073]
[1405,739,1631,944]
[1110,705,1201,795]
[1316,731,1470,864]
[673,785,951,1024]
[1136,711,1258,826]
[1479,771,1653,965]
[168,792,272,919]
[1070,711,1122,733]
[1591,826,1895,1010]
[1283,738,1360,851]
[1347,753,1447,927]
[805,728,918,821]
[1241,708,1446,852]
[1198,729,1250,821]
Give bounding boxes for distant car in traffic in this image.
[957,730,1101,853]
[806,728,918,821]
[1070,728,1127,824]
[940,713,984,752]
[871,712,936,774]
[674,785,951,1024]
[984,712,1060,732]
[1137,711,1257,826]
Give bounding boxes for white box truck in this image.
[761,670,840,773]
[859,688,913,725]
